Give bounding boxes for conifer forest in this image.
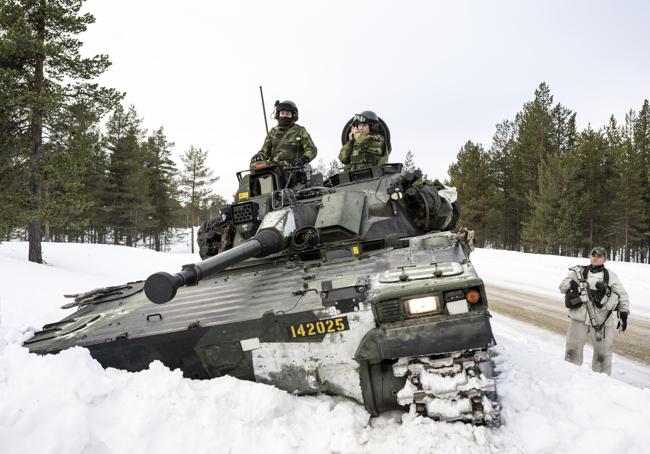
[447,83,650,263]
[1,1,649,263]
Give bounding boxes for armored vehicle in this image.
[25,121,500,425]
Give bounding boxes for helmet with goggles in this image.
[352,110,379,126]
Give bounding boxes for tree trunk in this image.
[28,8,45,263]
[190,215,195,254]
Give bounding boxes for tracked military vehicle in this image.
[25,120,500,425]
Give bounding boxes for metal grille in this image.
[232,203,254,224]
[376,299,403,323]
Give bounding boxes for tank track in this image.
[393,350,500,426]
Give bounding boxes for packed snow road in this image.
[485,284,650,365]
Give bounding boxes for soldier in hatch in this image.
[250,100,317,168]
[339,110,389,170]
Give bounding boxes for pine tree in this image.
[0,0,121,262]
[143,127,180,251]
[40,102,100,242]
[522,101,576,254]
[564,127,618,253]
[487,120,519,249]
[403,151,416,173]
[325,159,341,178]
[0,68,30,239]
[634,100,650,262]
[447,141,496,245]
[197,194,227,225]
[550,103,576,157]
[607,113,645,261]
[509,82,556,250]
[522,152,567,253]
[103,105,151,246]
[179,146,219,253]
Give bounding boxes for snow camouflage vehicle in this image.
[25,121,500,426]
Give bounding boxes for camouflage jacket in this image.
[259,124,317,165]
[338,134,388,170]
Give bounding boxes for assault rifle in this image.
[569,265,604,341]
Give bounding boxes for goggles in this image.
[352,114,376,126]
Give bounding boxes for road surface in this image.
[486,284,650,365]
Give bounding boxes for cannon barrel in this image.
[145,227,287,304]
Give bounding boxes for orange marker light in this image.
[466,290,480,304]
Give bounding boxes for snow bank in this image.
[493,313,650,453]
[472,248,650,318]
[0,241,198,330]
[1,242,649,454]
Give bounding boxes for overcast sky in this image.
[81,0,650,198]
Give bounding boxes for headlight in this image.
[465,289,480,304]
[405,296,439,315]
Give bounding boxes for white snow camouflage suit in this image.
[559,265,630,375]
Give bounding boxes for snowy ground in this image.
[1,241,649,454]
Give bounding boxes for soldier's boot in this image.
[591,326,614,375]
[565,320,588,366]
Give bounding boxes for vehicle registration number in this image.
[289,317,350,338]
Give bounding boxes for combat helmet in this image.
[352,110,381,133]
[352,110,379,126]
[341,110,392,152]
[273,100,299,121]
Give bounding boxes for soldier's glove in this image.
[291,156,309,167]
[617,312,628,332]
[250,153,265,163]
[569,280,579,293]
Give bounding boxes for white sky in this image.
[81,0,650,199]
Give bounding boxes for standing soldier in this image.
[250,100,317,168]
[559,246,630,375]
[339,110,389,170]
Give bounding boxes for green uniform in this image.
[338,134,388,170]
[259,123,317,165]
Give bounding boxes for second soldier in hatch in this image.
[339,110,389,170]
[251,100,317,168]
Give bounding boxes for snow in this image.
[1,241,649,454]
[471,248,650,318]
